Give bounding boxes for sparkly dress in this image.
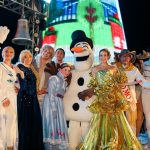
[17,64,44,150]
[77,69,143,150]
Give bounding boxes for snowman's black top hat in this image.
[70,30,93,50]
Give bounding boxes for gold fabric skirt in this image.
[77,69,143,150]
[77,111,143,150]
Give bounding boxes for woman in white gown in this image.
[0,46,23,150]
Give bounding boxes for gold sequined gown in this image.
[77,69,143,150]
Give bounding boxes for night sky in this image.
[0,7,25,63]
[0,0,150,62]
[119,0,150,53]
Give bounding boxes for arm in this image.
[125,81,139,86]
[135,68,150,89]
[13,66,24,79]
[91,67,97,77]
[16,64,28,89]
[0,67,10,107]
[0,68,6,105]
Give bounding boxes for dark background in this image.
[0,7,25,63]
[0,0,150,62]
[119,0,150,52]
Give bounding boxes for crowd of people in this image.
[0,45,70,150]
[1,44,150,150]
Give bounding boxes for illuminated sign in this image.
[43,0,127,63]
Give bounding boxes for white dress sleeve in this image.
[0,66,7,105]
[135,68,150,89]
[0,66,6,150]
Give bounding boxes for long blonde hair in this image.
[19,50,40,90]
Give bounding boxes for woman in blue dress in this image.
[17,50,44,150]
[42,63,71,150]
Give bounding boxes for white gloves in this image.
[0,26,10,44]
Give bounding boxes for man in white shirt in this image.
[32,44,54,109]
[117,49,150,135]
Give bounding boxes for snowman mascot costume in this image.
[63,30,95,150]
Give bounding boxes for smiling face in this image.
[60,66,71,78]
[20,51,33,66]
[41,48,54,60]
[99,50,110,63]
[73,42,91,57]
[55,49,65,62]
[2,46,14,61]
[119,54,132,65]
[71,42,93,71]
[75,42,90,50]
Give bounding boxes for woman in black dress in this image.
[17,50,44,150]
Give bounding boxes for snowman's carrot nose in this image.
[71,47,83,53]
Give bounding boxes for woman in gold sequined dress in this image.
[77,49,143,150]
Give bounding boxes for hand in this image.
[78,88,94,101]
[84,96,92,100]
[41,88,48,94]
[0,26,10,44]
[2,98,10,107]
[78,92,91,101]
[13,66,22,74]
[137,80,142,84]
[37,88,47,95]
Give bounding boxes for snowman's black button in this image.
[77,77,84,86]
[72,103,80,111]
